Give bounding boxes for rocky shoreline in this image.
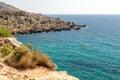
[0,7,86,34]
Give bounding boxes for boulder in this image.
[73,26,81,30]
[18,16,24,24]
[40,19,48,24]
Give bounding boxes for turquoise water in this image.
[15,15,120,80]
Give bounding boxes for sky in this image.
[1,0,120,14]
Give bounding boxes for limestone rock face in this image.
[0,60,33,80]
[0,37,22,47]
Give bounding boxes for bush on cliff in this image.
[32,48,57,70]
[4,46,30,68]
[4,46,57,70]
[0,26,12,37]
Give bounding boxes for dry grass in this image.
[4,46,57,70]
[32,49,57,70]
[20,54,33,69]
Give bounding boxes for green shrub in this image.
[4,46,30,68]
[25,42,32,49]
[0,44,13,57]
[0,15,5,18]
[0,26,12,37]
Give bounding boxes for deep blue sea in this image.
[14,15,120,80]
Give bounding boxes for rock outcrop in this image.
[0,61,31,80]
[0,37,22,47]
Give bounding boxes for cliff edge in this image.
[0,27,79,80]
[0,37,79,80]
[0,60,79,80]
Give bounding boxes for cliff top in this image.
[0,59,79,80]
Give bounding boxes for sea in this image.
[14,15,120,80]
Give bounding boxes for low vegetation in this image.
[0,44,57,70]
[0,26,12,37]
[0,44,13,57]
[32,48,57,70]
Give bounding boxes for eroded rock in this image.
[0,37,22,47]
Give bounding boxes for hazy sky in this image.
[1,0,120,14]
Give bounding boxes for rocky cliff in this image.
[0,37,79,80]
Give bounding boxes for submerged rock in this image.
[79,24,86,27]
[73,25,86,30]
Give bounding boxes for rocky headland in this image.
[0,2,86,34]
